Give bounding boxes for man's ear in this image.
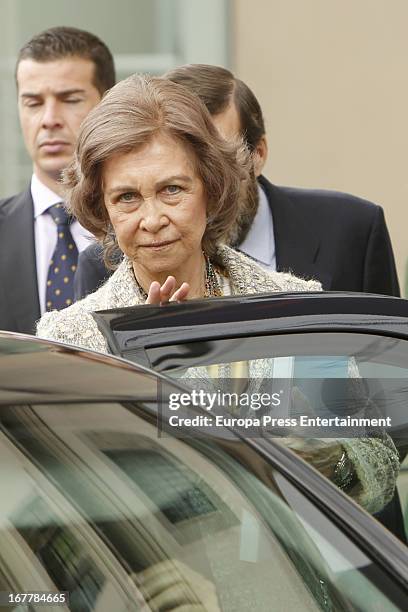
[253,135,268,177]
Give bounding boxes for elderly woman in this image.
[37,74,320,347]
[37,75,398,516]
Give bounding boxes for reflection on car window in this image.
[105,448,217,523]
[14,497,104,612]
[0,402,405,610]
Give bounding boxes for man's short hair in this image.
[165,64,265,150]
[16,26,115,95]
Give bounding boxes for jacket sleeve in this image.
[36,300,109,354]
[363,206,400,297]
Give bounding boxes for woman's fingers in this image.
[169,282,190,302]
[145,277,175,304]
[159,276,176,303]
[145,277,189,304]
[146,281,162,304]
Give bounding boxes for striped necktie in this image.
[45,203,78,311]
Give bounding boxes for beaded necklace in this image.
[204,254,223,297]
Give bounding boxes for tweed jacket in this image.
[37,244,398,514]
[37,244,321,352]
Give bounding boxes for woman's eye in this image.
[163,185,181,195]
[118,192,137,202]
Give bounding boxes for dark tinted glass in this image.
[0,400,405,610]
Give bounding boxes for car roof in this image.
[0,331,168,405]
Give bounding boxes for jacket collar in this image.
[257,176,330,288]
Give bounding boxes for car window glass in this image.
[147,332,408,541]
[0,401,405,611]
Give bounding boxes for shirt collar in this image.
[31,174,63,218]
[238,184,275,265]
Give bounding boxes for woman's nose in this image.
[139,201,169,232]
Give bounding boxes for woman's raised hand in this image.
[145,276,190,305]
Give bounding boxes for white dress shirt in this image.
[31,174,95,314]
[238,184,276,271]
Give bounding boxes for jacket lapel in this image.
[0,189,40,333]
[258,176,331,289]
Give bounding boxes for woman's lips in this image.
[140,240,177,249]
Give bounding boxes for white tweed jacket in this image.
[37,244,321,353]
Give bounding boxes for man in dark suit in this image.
[0,27,115,334]
[74,64,399,299]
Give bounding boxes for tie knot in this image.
[47,203,71,226]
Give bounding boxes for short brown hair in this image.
[165,64,265,150]
[16,26,115,95]
[64,74,249,264]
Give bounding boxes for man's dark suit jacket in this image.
[73,175,400,299]
[0,189,41,334]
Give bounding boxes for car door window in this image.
[0,401,405,611]
[146,331,408,541]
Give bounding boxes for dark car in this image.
[0,295,408,610]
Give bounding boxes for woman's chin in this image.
[132,258,180,278]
